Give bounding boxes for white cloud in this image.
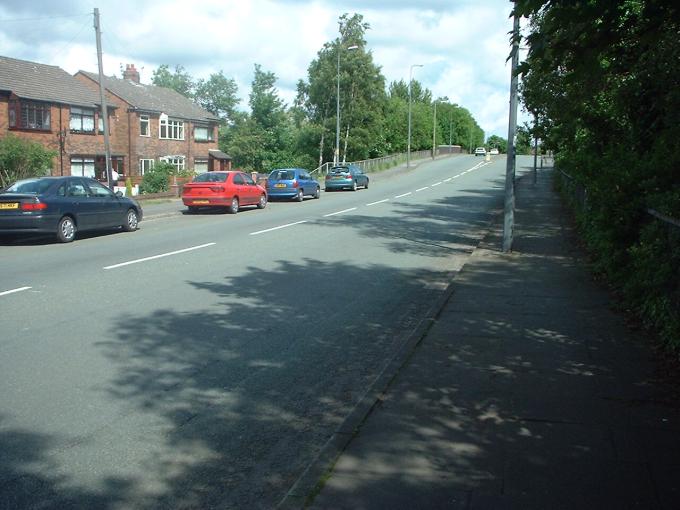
[0,0,530,137]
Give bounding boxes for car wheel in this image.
[352,181,358,191]
[296,189,304,202]
[122,208,139,232]
[228,196,239,214]
[257,194,267,209]
[56,216,76,243]
[314,186,320,199]
[188,206,199,214]
[364,179,369,189]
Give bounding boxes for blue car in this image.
[324,164,369,191]
[266,168,320,201]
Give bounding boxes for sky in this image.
[0,0,530,138]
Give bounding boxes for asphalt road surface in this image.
[0,155,529,509]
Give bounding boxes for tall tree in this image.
[151,64,194,97]
[194,71,239,121]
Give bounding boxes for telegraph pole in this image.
[432,100,437,159]
[94,8,113,188]
[503,7,520,252]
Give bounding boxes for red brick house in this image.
[75,65,230,180]
[0,55,122,179]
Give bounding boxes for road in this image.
[0,155,527,509]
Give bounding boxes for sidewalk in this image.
[297,167,680,509]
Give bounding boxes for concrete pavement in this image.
[285,167,680,509]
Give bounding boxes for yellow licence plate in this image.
[193,200,210,205]
[274,183,287,188]
[0,202,19,210]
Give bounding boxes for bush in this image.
[0,134,56,188]
[139,162,180,194]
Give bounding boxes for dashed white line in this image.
[0,286,31,297]
[250,220,308,236]
[395,192,412,199]
[415,187,429,192]
[103,243,216,270]
[444,178,452,182]
[452,175,461,179]
[366,199,389,206]
[324,207,357,217]
[431,181,443,187]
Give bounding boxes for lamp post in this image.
[407,63,423,168]
[335,43,359,166]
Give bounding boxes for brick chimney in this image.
[123,64,140,84]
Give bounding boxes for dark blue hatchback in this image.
[0,176,143,243]
[266,168,320,201]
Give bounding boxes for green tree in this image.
[194,71,239,121]
[487,135,507,153]
[151,64,194,97]
[0,135,55,188]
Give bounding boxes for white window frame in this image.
[193,125,213,142]
[139,158,155,175]
[140,115,150,137]
[70,157,96,178]
[160,156,185,172]
[194,158,208,173]
[159,117,184,140]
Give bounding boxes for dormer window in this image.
[159,113,184,140]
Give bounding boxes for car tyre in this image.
[364,179,369,189]
[122,208,139,232]
[187,206,199,214]
[314,186,320,199]
[257,194,267,209]
[296,189,304,202]
[57,216,76,243]
[352,181,358,191]
[228,197,239,214]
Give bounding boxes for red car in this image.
[181,171,267,214]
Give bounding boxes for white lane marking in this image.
[103,243,216,270]
[431,181,442,187]
[0,286,31,297]
[366,199,389,206]
[415,187,429,192]
[250,220,308,236]
[453,174,461,179]
[324,207,357,217]
[444,178,452,182]
[395,192,412,199]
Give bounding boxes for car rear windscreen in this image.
[5,179,53,194]
[269,170,295,180]
[193,173,228,183]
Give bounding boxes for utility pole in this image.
[94,8,113,188]
[533,114,538,184]
[503,6,520,252]
[432,100,437,159]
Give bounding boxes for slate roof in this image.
[78,71,219,123]
[0,55,102,108]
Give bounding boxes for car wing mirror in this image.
[115,190,124,197]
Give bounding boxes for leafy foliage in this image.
[517,0,680,350]
[139,162,181,194]
[0,134,55,188]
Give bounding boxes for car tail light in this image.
[210,186,225,192]
[21,202,48,211]
[292,180,299,188]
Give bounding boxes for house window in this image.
[140,115,150,137]
[8,99,51,131]
[194,158,208,173]
[70,107,95,133]
[139,159,155,175]
[194,125,214,141]
[71,157,96,178]
[159,118,184,140]
[160,156,185,171]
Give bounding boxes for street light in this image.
[335,43,359,166]
[407,64,423,168]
